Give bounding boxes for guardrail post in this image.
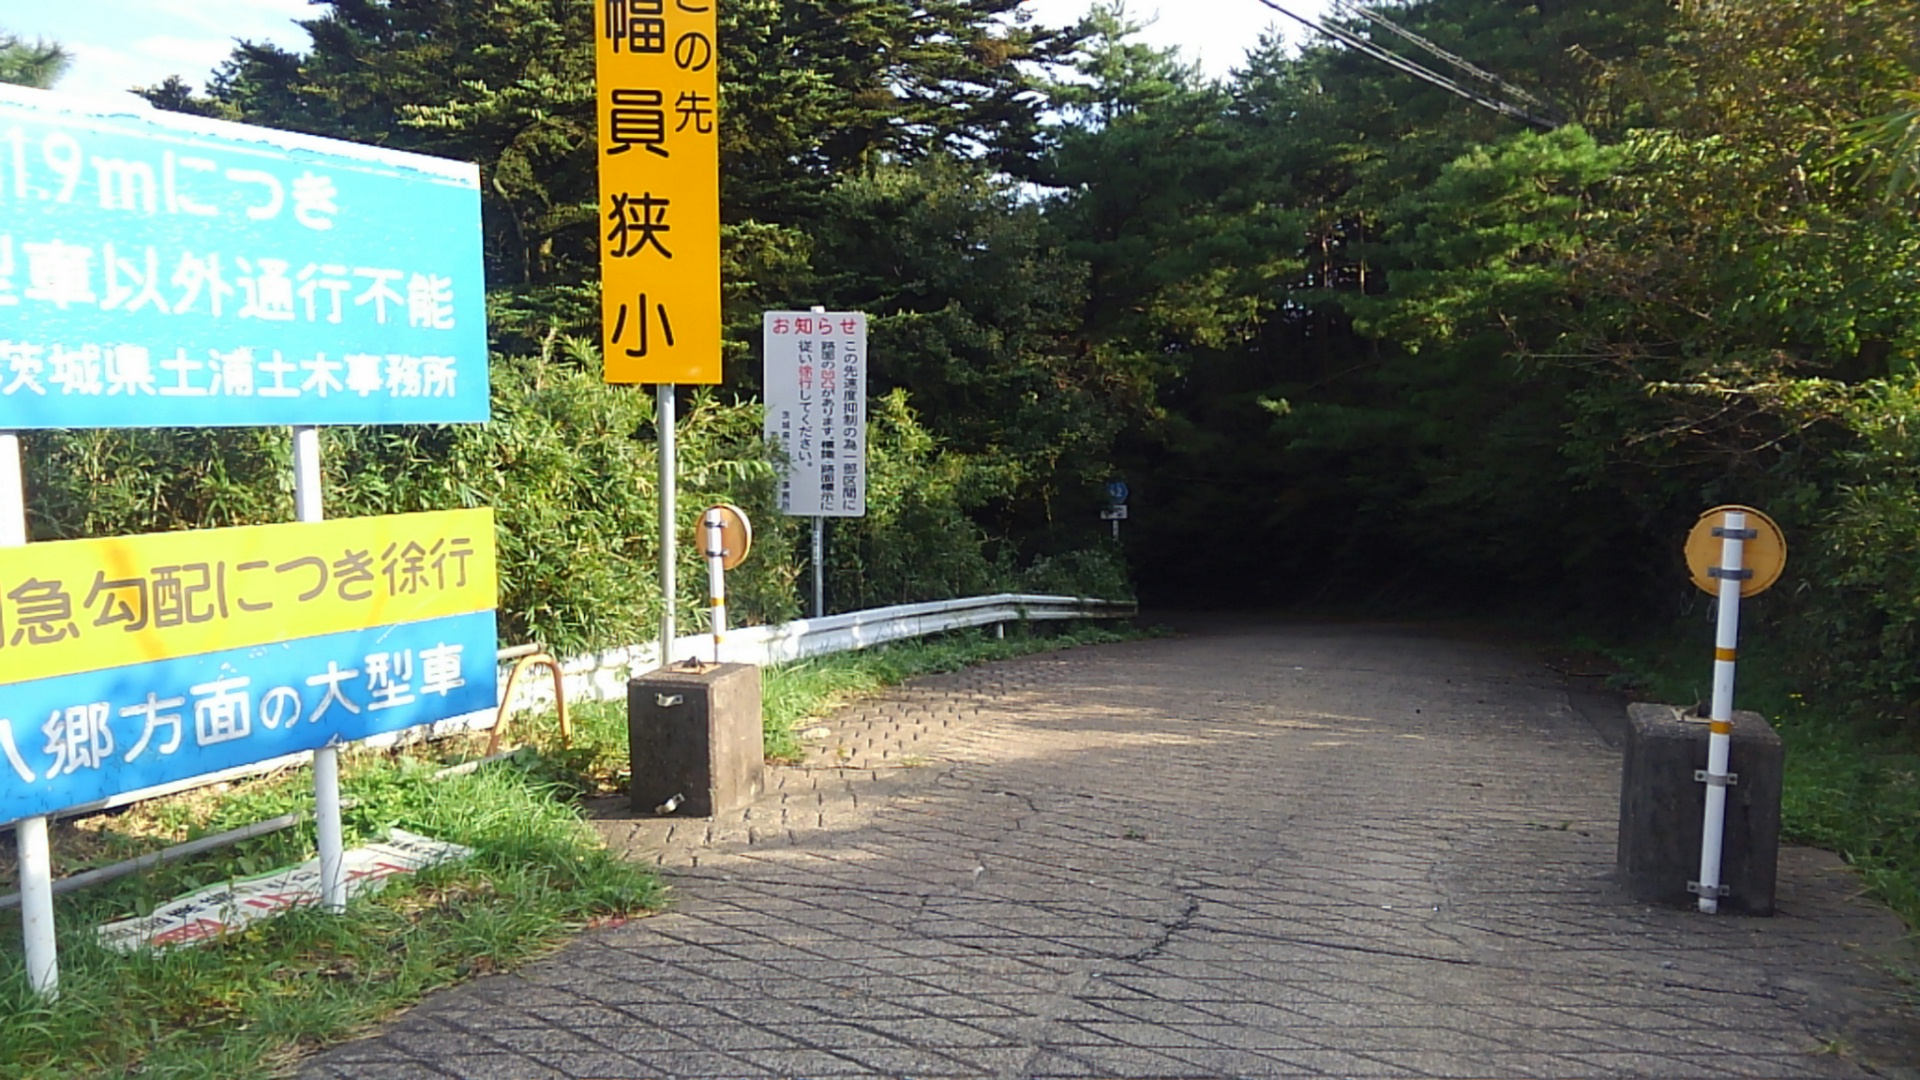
[812,516,825,618]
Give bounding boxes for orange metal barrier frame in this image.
[485,652,572,757]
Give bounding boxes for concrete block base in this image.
[1617,702,1782,914]
[628,662,764,818]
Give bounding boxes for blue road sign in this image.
[1106,480,1130,504]
[0,610,497,825]
[0,85,489,428]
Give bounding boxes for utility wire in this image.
[1331,0,1563,121]
[1248,0,1558,130]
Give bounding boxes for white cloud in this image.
[129,32,241,76]
[44,35,230,100]
[13,0,314,97]
[140,0,314,41]
[1020,0,1327,79]
[55,41,151,100]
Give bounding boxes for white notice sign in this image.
[96,829,473,953]
[764,311,868,516]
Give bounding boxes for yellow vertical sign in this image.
[596,0,721,384]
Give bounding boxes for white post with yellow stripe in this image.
[1695,509,1748,914]
[699,504,752,665]
[704,507,727,665]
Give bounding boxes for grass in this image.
[0,756,661,1079]
[0,618,1137,1078]
[1571,629,1920,935]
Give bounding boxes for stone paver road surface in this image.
[303,621,1919,1079]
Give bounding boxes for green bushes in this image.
[1773,377,1920,731]
[18,341,1128,660]
[824,388,1009,610]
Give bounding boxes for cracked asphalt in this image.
[300,620,1920,1079]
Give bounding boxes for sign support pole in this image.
[1696,510,1747,914]
[658,386,677,667]
[812,516,825,618]
[292,425,347,915]
[3,431,57,996]
[15,815,54,996]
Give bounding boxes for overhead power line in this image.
[1331,0,1563,122]
[1248,0,1560,130]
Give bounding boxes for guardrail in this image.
[529,592,1137,709]
[44,593,1134,818]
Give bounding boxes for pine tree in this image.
[0,30,69,89]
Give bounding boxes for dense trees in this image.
[1035,0,1673,606]
[1029,0,1920,643]
[1101,0,1920,726]
[1020,0,1920,731]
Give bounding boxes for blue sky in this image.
[4,0,1327,101]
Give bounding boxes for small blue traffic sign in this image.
[1106,480,1130,504]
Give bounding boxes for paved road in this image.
[302,622,1919,1079]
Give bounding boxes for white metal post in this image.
[16,815,55,996]
[705,508,726,663]
[812,516,825,618]
[1697,509,1746,914]
[292,425,323,523]
[311,746,345,914]
[0,435,22,545]
[3,432,57,996]
[292,426,347,915]
[658,386,677,667]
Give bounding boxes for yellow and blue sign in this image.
[0,84,489,428]
[0,510,498,824]
[0,509,495,685]
[0,610,496,825]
